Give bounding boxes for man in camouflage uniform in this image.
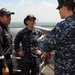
[0,8,14,75]
[14,14,43,75]
[36,0,75,75]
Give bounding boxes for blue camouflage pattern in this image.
[14,27,43,75]
[38,14,75,75]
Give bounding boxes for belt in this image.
[0,55,4,59]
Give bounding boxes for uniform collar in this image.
[26,27,36,35]
[66,14,75,21]
[0,21,8,30]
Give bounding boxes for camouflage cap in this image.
[0,8,15,16]
[24,14,36,26]
[57,0,71,9]
[25,14,36,20]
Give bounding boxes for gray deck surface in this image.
[42,64,54,75]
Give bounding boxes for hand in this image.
[10,54,12,58]
[36,50,42,55]
[2,67,9,75]
[18,50,24,57]
[39,34,46,41]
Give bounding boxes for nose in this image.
[9,16,11,20]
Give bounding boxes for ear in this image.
[62,6,67,11]
[26,20,28,24]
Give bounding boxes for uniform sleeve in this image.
[14,31,22,52]
[38,23,63,52]
[0,28,7,68]
[35,29,43,42]
[38,29,43,37]
[34,30,43,50]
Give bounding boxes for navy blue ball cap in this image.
[24,14,36,26]
[25,14,36,20]
[0,8,15,16]
[57,0,71,9]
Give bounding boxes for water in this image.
[10,22,56,41]
[10,22,56,28]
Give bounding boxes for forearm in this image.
[0,55,7,68]
[0,44,7,68]
[14,38,21,52]
[14,32,22,53]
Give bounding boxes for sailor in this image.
[36,0,75,75]
[0,8,15,75]
[14,14,43,75]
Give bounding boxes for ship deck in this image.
[42,64,54,75]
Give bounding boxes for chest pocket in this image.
[30,32,40,47]
[22,32,30,46]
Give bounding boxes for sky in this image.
[0,0,62,23]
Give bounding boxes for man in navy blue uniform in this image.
[36,0,75,75]
[0,8,14,75]
[14,14,43,75]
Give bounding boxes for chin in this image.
[60,15,65,19]
[60,14,65,19]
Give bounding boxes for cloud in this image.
[7,0,61,22]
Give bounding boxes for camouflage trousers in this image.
[21,58,39,75]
